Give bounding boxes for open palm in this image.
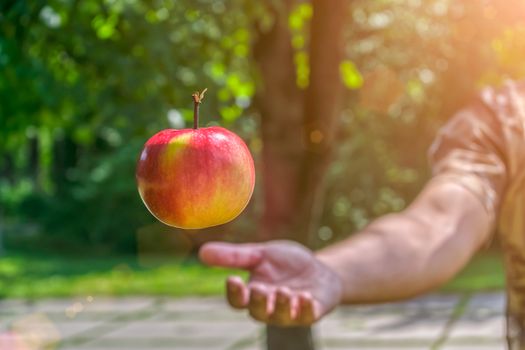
[199,240,343,326]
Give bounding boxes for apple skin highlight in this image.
[136,127,255,229]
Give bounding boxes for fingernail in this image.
[252,292,264,301]
[277,293,287,304]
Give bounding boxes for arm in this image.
[200,104,504,326]
[316,178,492,304]
[199,178,493,326]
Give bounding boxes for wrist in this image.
[314,251,345,305]
[315,250,342,280]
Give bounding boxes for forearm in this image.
[316,181,492,304]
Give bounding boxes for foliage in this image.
[320,0,525,242]
[15,140,148,252]
[1,0,525,252]
[0,0,257,252]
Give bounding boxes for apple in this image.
[136,89,255,229]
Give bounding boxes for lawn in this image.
[0,253,247,299]
[440,251,505,293]
[0,250,504,299]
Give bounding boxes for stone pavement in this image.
[0,292,506,350]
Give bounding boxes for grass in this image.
[0,250,504,299]
[0,253,247,299]
[440,251,505,293]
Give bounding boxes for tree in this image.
[1,0,525,256]
[254,0,347,245]
[0,0,257,252]
[251,1,348,349]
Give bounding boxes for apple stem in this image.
[192,88,208,129]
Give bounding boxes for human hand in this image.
[199,240,343,326]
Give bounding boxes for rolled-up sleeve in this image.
[428,103,508,224]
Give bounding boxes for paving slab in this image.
[53,344,252,350]
[464,292,506,311]
[444,292,506,348]
[440,346,504,350]
[319,334,432,348]
[0,293,510,350]
[23,320,101,339]
[160,297,231,312]
[0,299,34,311]
[63,297,155,312]
[78,336,239,349]
[0,297,153,313]
[322,346,428,350]
[317,295,459,349]
[151,309,252,322]
[320,308,452,337]
[101,319,260,340]
[0,299,35,328]
[447,314,505,340]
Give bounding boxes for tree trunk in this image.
[252,1,348,350]
[266,325,316,350]
[253,0,305,242]
[296,0,347,246]
[253,0,347,245]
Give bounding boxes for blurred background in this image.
[1,0,524,299]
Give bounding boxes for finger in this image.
[297,292,317,325]
[199,242,262,270]
[269,287,296,325]
[226,276,249,309]
[248,283,271,322]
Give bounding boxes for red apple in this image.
[136,89,255,229]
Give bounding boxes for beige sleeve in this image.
[428,103,508,225]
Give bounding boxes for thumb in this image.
[199,242,263,270]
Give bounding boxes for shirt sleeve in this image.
[428,102,508,224]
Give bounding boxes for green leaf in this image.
[340,60,363,90]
